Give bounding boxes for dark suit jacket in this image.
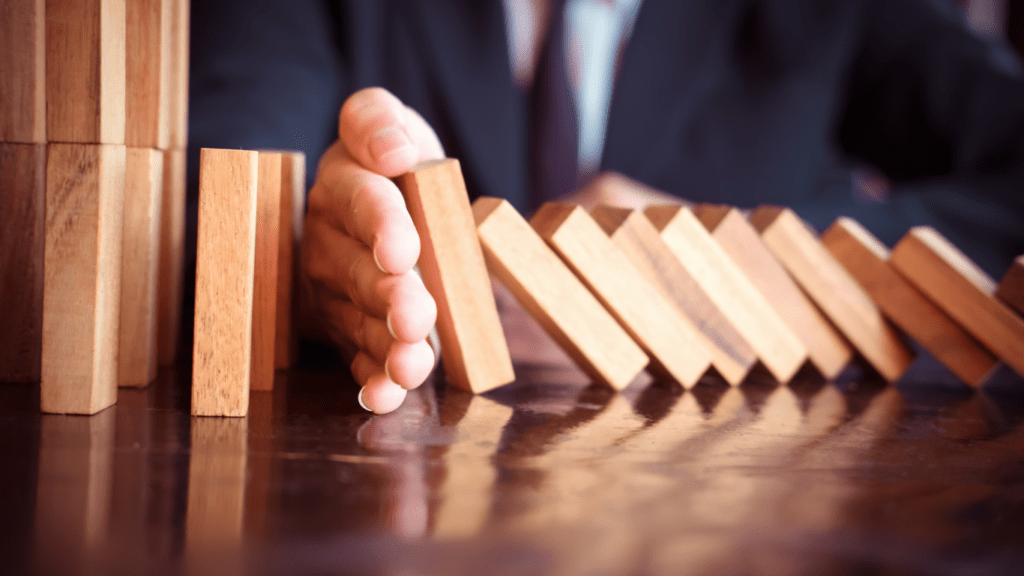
[189,0,1024,276]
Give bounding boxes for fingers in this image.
[338,87,444,178]
[352,353,408,414]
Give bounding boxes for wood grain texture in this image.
[46,0,125,144]
[118,147,163,387]
[275,151,305,370]
[694,204,853,380]
[645,205,808,383]
[748,206,914,382]
[249,152,282,392]
[125,0,171,148]
[157,148,185,365]
[0,0,45,143]
[474,197,648,390]
[167,0,189,149]
[42,143,126,414]
[0,143,46,383]
[395,159,514,394]
[822,218,997,387]
[891,227,1024,378]
[996,255,1024,317]
[192,148,259,417]
[591,206,754,385]
[532,203,712,387]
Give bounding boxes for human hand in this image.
[302,88,444,414]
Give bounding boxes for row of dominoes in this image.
[0,0,190,414]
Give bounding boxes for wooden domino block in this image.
[168,0,189,149]
[46,0,126,144]
[157,147,185,365]
[474,197,648,390]
[118,148,163,387]
[0,143,46,383]
[192,148,259,417]
[275,151,305,370]
[531,203,712,387]
[395,159,515,394]
[748,206,914,382]
[125,0,171,148]
[644,205,808,383]
[693,204,853,380]
[249,152,282,392]
[590,206,754,385]
[0,0,45,143]
[891,227,1024,378]
[822,218,997,387]
[42,143,126,415]
[996,255,1024,317]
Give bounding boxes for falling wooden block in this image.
[644,205,808,383]
[0,143,46,383]
[274,151,305,370]
[395,159,515,394]
[157,147,185,365]
[748,206,914,382]
[590,206,754,385]
[473,197,648,390]
[0,0,45,143]
[42,143,126,415]
[125,0,171,148]
[118,147,163,388]
[822,218,998,387]
[891,227,1024,378]
[693,204,853,380]
[249,152,282,392]
[532,203,712,387]
[192,148,259,417]
[167,0,189,149]
[46,0,126,144]
[996,255,1024,317]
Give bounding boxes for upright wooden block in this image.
[125,0,171,148]
[0,0,46,143]
[590,206,754,385]
[693,205,853,380]
[249,152,282,392]
[996,255,1024,317]
[192,148,259,417]
[644,205,808,383]
[822,218,998,387]
[395,159,514,394]
[118,147,163,387]
[891,227,1024,378]
[531,203,712,387]
[0,144,46,383]
[167,0,189,149]
[748,206,914,382]
[42,143,126,415]
[473,197,648,390]
[46,0,126,144]
[157,147,185,365]
[274,151,305,370]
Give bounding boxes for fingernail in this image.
[384,356,394,384]
[358,387,371,412]
[373,244,387,273]
[369,126,412,164]
[387,312,397,340]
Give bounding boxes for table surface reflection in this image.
[2,349,1024,576]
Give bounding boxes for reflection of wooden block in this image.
[168,0,189,149]
[474,198,648,390]
[694,205,853,380]
[532,203,712,387]
[42,144,125,414]
[891,227,1024,378]
[0,0,45,143]
[249,152,281,392]
[591,206,753,385]
[275,151,305,370]
[119,148,163,387]
[157,148,185,365]
[186,418,247,555]
[749,207,913,382]
[125,0,171,148]
[996,255,1024,317]
[46,0,126,144]
[645,205,807,383]
[822,218,997,387]
[396,159,514,394]
[0,143,45,383]
[192,148,258,417]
